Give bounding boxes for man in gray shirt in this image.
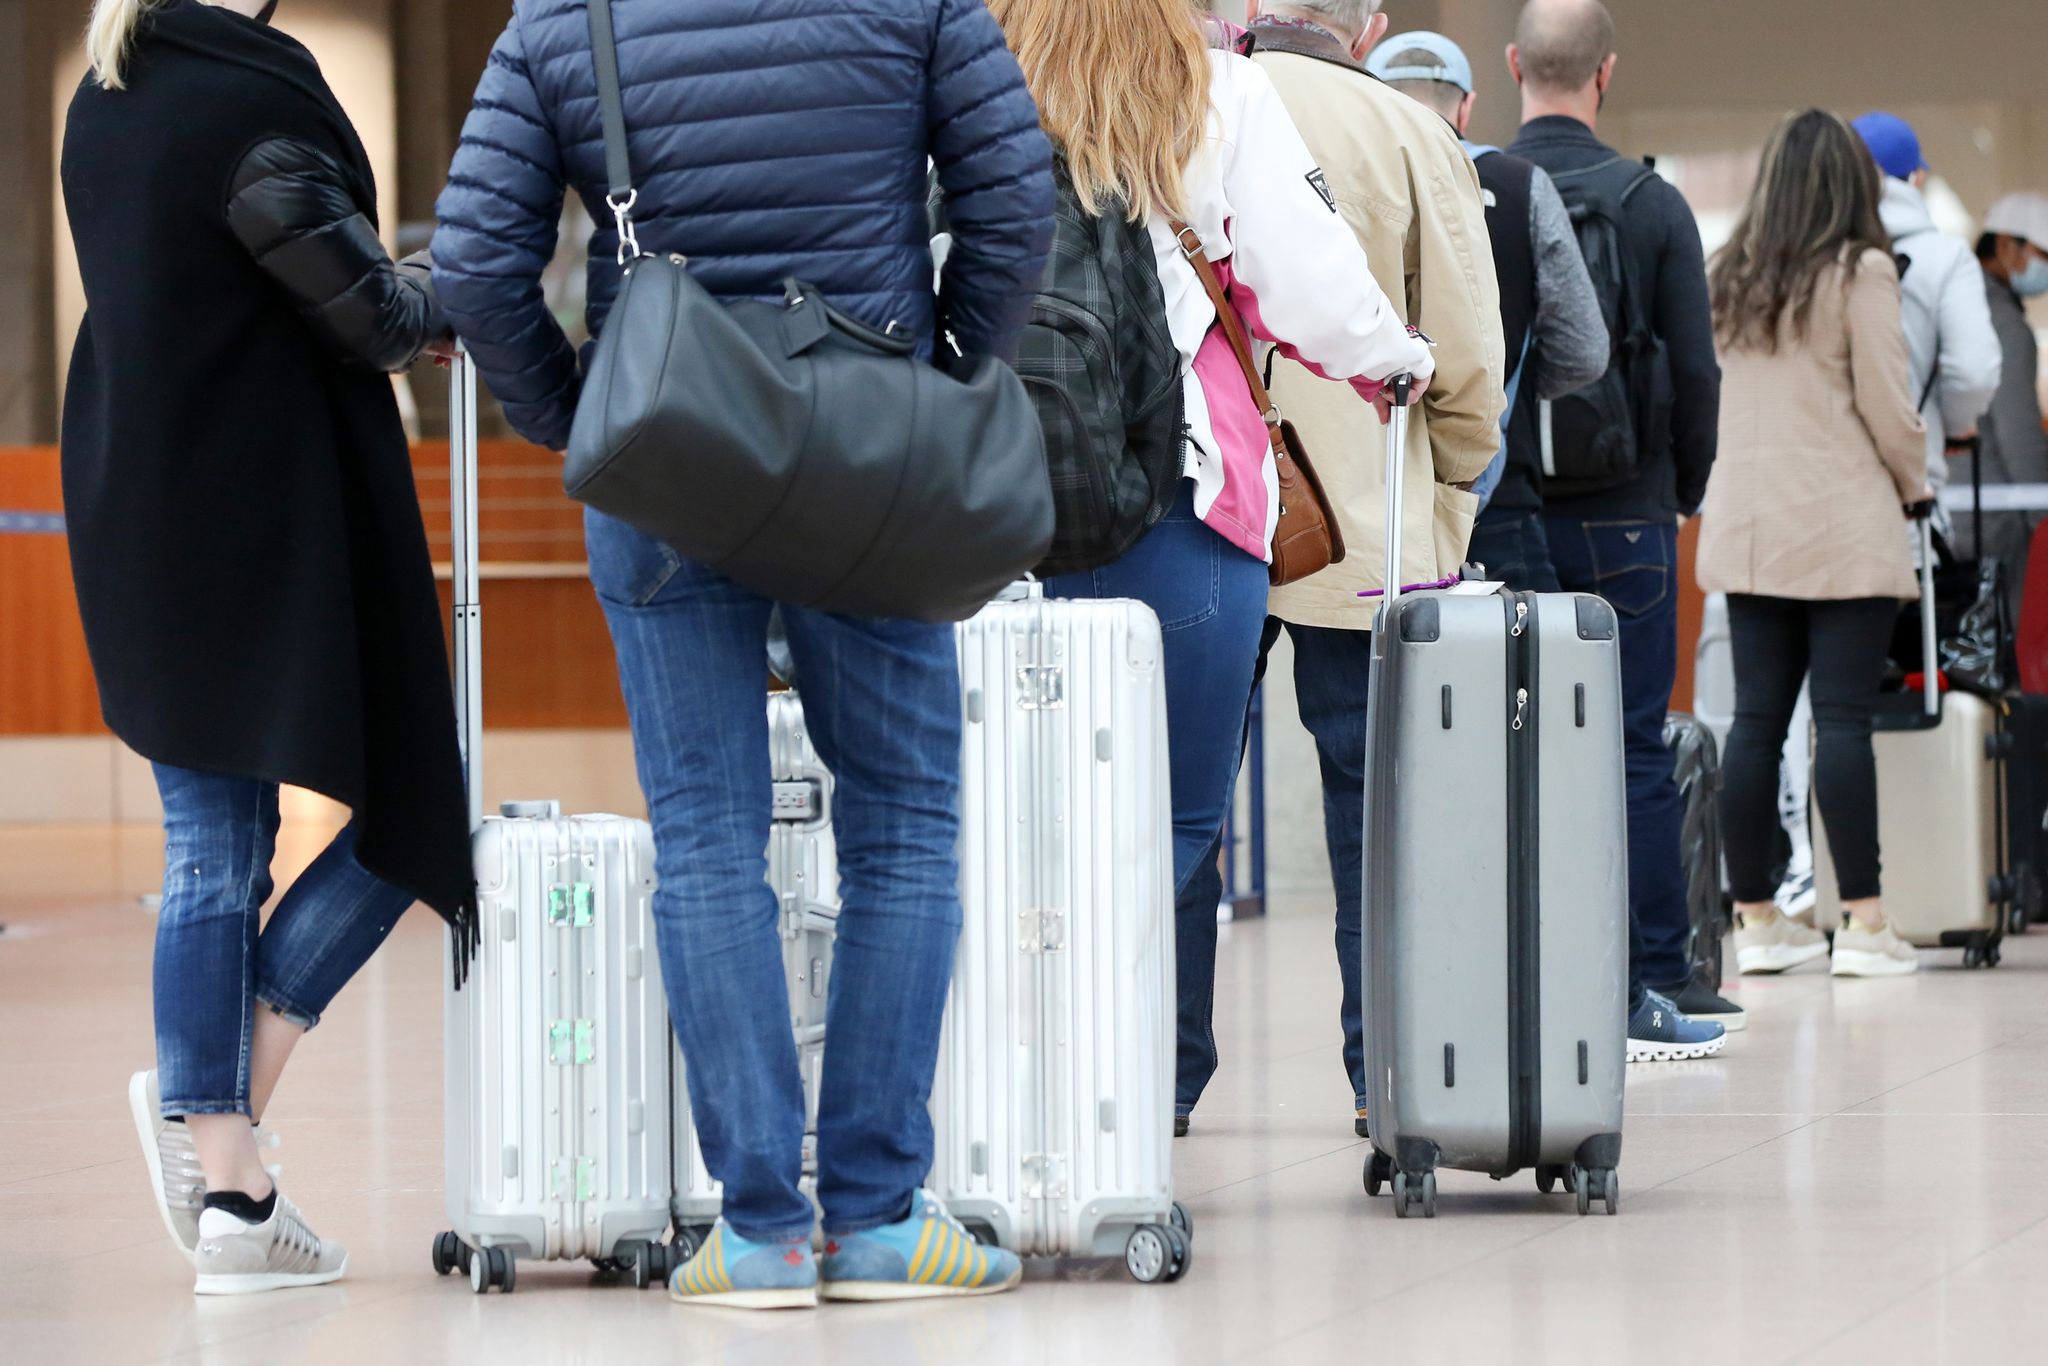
[1369,29,1606,586]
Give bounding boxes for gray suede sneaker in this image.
[192,1186,346,1294]
[130,1070,205,1262]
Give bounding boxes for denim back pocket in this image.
[585,507,683,607]
[1577,519,1671,617]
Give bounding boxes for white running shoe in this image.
[1734,911,1830,975]
[193,1185,347,1295]
[1774,870,1818,920]
[1831,919,1920,977]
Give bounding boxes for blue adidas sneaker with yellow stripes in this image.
[668,1220,818,1309]
[820,1191,1022,1301]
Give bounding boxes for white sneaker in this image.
[1773,871,1818,919]
[1734,911,1830,975]
[193,1185,347,1295]
[1831,918,1920,977]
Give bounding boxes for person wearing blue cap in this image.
[1851,113,2001,539]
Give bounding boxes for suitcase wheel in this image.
[1963,940,2003,969]
[1391,1170,1436,1219]
[1123,1223,1191,1284]
[1169,1201,1193,1240]
[1534,1164,1568,1196]
[430,1230,466,1276]
[470,1245,516,1294]
[1573,1166,1619,1216]
[1363,1150,1395,1198]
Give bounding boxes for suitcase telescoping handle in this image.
[449,347,485,830]
[1378,374,1416,623]
[1908,496,1938,719]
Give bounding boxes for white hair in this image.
[1260,2,1383,40]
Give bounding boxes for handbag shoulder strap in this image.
[1169,219,1279,425]
[585,0,643,259]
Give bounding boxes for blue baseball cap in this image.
[1366,31,1474,96]
[1852,112,1928,181]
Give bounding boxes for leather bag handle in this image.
[1169,220,1282,433]
[586,0,643,262]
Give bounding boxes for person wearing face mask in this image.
[1967,193,2048,623]
[65,0,466,1295]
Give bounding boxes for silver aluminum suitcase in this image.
[1361,376,1628,1218]
[434,352,673,1293]
[1813,516,2008,965]
[927,584,1191,1282]
[669,691,839,1257]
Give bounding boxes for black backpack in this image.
[931,168,1182,573]
[1541,157,1675,499]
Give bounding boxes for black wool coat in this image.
[60,0,475,964]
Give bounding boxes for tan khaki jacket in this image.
[1253,41,1505,630]
[1697,250,1926,602]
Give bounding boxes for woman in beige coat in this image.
[1698,109,1927,979]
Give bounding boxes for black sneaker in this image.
[1657,973,1747,1032]
[1174,1113,1189,1139]
[1354,1106,1370,1139]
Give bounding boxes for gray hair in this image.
[1259,1,1383,41]
[1382,46,1467,120]
[1514,0,1616,95]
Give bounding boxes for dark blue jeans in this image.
[587,509,963,1243]
[1467,508,1563,594]
[1275,623,1375,1108]
[1043,481,1270,1114]
[1544,514,1691,1011]
[152,765,412,1116]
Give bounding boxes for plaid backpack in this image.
[1015,168,1184,575]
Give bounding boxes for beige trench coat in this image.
[1697,250,1927,602]
[1253,47,1505,629]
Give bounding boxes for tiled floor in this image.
[4,828,2046,1365]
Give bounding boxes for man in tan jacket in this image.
[1241,0,1505,1135]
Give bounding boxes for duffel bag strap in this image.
[585,0,642,263]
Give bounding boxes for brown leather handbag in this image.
[1169,221,1344,587]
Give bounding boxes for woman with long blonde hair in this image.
[68,0,464,1293]
[986,0,1432,1134]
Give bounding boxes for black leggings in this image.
[1720,594,1899,903]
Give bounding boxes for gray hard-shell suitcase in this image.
[434,352,674,1293]
[668,691,838,1262]
[1361,376,1629,1218]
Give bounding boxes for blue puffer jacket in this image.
[433,0,1056,450]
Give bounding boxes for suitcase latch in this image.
[1019,908,1067,952]
[1022,1154,1067,1199]
[772,779,824,822]
[548,1018,595,1065]
[1015,665,1065,710]
[547,883,595,927]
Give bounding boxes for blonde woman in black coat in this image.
[64,0,470,1294]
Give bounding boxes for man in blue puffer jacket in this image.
[433,0,1053,1309]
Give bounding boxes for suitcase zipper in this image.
[1505,593,1542,1174]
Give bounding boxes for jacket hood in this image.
[1880,177,1936,241]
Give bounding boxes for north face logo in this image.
[1305,168,1336,213]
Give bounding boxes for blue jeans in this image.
[1043,481,1270,1113]
[1275,623,1375,1108]
[1467,509,1563,594]
[1543,515,1690,1011]
[586,509,963,1244]
[152,765,413,1116]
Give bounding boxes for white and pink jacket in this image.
[1147,51,1435,562]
